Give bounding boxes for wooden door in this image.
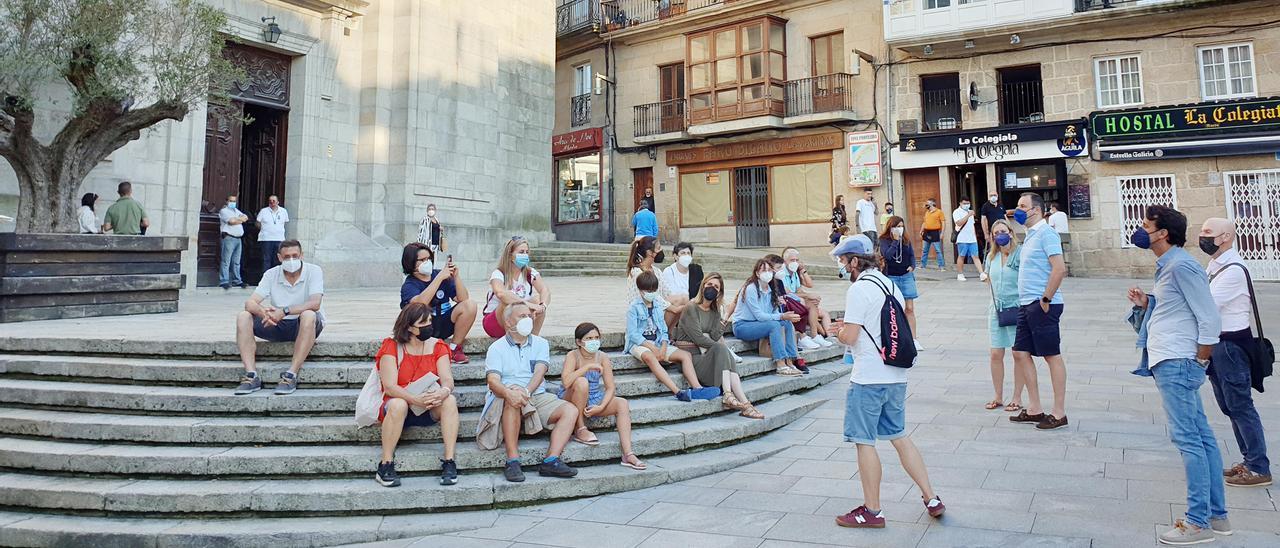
[239,104,289,284]
[633,167,654,215]
[903,168,941,259]
[198,101,244,287]
[733,166,770,248]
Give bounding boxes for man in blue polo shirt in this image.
[1009,192,1069,430]
[632,204,658,241]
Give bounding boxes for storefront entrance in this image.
[1225,169,1280,281]
[903,168,940,258]
[734,166,770,248]
[952,165,988,252]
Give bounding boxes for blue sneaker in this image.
[690,387,722,400]
[675,389,693,402]
[274,371,299,395]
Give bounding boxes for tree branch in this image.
[63,99,188,183]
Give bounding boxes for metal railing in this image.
[634,99,687,137]
[999,80,1044,125]
[571,93,592,127]
[921,88,963,131]
[557,0,598,36]
[1074,0,1147,12]
[785,73,855,117]
[601,0,723,32]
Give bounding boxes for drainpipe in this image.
[606,39,617,244]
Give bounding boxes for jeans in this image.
[1151,358,1227,529]
[1209,341,1270,475]
[219,236,243,286]
[261,240,282,274]
[732,319,799,360]
[920,241,943,268]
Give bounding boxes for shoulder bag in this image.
[988,258,1020,327]
[355,343,403,426]
[1210,262,1274,392]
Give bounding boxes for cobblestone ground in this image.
[341,273,1280,548]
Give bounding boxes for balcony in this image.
[1075,0,1176,11]
[884,0,1073,44]
[601,0,724,33]
[571,93,592,127]
[998,80,1044,125]
[921,88,963,132]
[557,0,599,37]
[634,99,688,143]
[784,73,856,124]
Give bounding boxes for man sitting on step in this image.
[234,239,325,395]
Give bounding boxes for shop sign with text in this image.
[666,132,843,165]
[552,127,603,156]
[1090,97,1280,141]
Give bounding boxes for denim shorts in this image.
[887,272,919,300]
[843,382,908,445]
[956,242,979,257]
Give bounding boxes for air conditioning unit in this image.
[896,120,919,135]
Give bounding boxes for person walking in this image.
[102,181,149,235]
[1126,205,1229,545]
[1200,217,1271,488]
[918,199,945,271]
[1009,192,1069,430]
[854,189,878,241]
[878,216,923,352]
[984,219,1027,412]
[980,191,1005,254]
[78,193,100,234]
[831,195,848,231]
[951,197,986,282]
[256,195,289,272]
[1047,202,1070,234]
[632,205,659,241]
[218,195,249,290]
[417,203,446,252]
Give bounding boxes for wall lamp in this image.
[262,17,282,44]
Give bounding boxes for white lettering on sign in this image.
[957,133,1019,147]
[953,142,1020,164]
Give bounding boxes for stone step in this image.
[0,398,814,517]
[0,363,845,443]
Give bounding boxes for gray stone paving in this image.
[342,275,1280,548]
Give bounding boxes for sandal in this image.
[984,400,1003,410]
[620,453,647,470]
[1004,402,1023,413]
[722,393,746,411]
[775,365,802,377]
[572,426,599,447]
[739,405,765,420]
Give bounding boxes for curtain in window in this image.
[770,162,831,223]
[679,170,732,226]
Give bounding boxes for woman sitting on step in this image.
[674,273,764,419]
[482,236,551,338]
[374,303,461,488]
[559,322,647,470]
[730,258,803,377]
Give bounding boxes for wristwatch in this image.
[1040,296,1051,305]
[283,306,291,316]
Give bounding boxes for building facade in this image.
[0,0,556,288]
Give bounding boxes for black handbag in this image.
[1211,262,1274,392]
[988,268,1019,327]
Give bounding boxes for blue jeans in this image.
[219,236,243,286]
[1209,341,1270,475]
[1152,358,1227,529]
[732,319,798,360]
[920,241,943,268]
[261,240,282,274]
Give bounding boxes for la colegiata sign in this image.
[1090,96,1280,141]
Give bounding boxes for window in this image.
[1199,43,1255,100]
[998,65,1043,125]
[572,64,592,127]
[1117,175,1177,248]
[770,163,832,223]
[925,0,950,8]
[686,16,786,124]
[921,73,962,131]
[1095,55,1143,108]
[573,64,592,96]
[556,154,601,223]
[811,33,844,76]
[680,170,732,226]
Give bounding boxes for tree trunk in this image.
[13,157,82,234]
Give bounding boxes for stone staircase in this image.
[536,241,843,281]
[0,330,845,546]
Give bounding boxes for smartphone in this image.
[447,254,453,264]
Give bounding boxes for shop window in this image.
[556,154,601,224]
[770,162,832,223]
[686,16,786,124]
[680,170,732,227]
[1199,43,1256,100]
[1095,55,1143,108]
[1117,175,1177,248]
[921,73,962,131]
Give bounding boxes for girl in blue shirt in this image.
[730,259,803,376]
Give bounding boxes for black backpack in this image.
[858,275,917,368]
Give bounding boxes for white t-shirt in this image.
[854,199,877,233]
[660,263,690,299]
[485,267,541,314]
[952,207,977,243]
[78,206,98,234]
[256,206,290,241]
[844,270,909,385]
[1048,211,1070,234]
[255,263,326,323]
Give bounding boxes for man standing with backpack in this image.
[831,235,945,529]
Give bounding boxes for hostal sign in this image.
[1090,97,1280,141]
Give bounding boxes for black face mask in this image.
[702,287,718,301]
[1199,236,1220,256]
[413,326,433,341]
[654,251,666,264]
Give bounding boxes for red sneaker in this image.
[835,506,885,528]
[923,496,945,518]
[450,345,470,364]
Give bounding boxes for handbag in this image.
[1211,263,1274,391]
[987,267,1019,327]
[355,343,403,427]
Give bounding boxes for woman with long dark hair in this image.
[831,195,848,230]
[878,215,920,348]
[78,193,100,234]
[730,259,802,376]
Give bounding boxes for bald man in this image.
[1201,218,1271,488]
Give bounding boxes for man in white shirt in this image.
[234,240,326,396]
[218,195,250,289]
[951,197,986,282]
[832,235,945,529]
[1200,217,1271,487]
[854,189,878,241]
[1047,202,1070,234]
[256,195,290,273]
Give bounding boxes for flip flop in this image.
[620,453,647,470]
[984,400,1003,410]
[1004,402,1023,412]
[572,427,599,446]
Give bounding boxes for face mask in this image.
[1131,228,1154,250]
[758,271,774,283]
[514,253,531,268]
[427,209,436,218]
[678,254,693,267]
[413,325,433,341]
[994,233,1013,247]
[892,226,905,238]
[962,204,971,211]
[642,291,658,302]
[990,197,998,205]
[282,259,302,273]
[1013,208,1029,225]
[886,208,894,215]
[702,287,718,301]
[583,339,601,353]
[228,202,237,210]
[654,251,666,264]
[926,202,935,209]
[1199,236,1221,256]
[515,317,534,336]
[787,261,800,273]
[418,260,434,275]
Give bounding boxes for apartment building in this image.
[884,0,1280,277]
[553,0,886,247]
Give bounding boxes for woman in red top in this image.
[375,303,460,488]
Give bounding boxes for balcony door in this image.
[659,63,685,133]
[998,65,1044,125]
[572,63,592,127]
[921,73,961,131]
[810,32,845,112]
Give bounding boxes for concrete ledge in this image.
[634,130,690,144]
[783,109,859,126]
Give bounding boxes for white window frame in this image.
[1117,174,1178,248]
[573,63,593,97]
[924,0,950,10]
[1197,43,1256,101]
[1094,54,1144,109]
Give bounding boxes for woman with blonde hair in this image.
[482,236,551,337]
[984,219,1028,412]
[675,273,764,419]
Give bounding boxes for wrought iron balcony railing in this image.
[571,93,592,127]
[921,88,963,132]
[601,0,724,32]
[557,0,598,36]
[785,73,855,117]
[634,99,687,137]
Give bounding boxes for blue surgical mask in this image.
[228,202,237,210]
[1131,228,1153,249]
[994,233,1013,247]
[1013,208,1029,225]
[514,253,531,268]
[583,340,601,353]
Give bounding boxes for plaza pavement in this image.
[332,273,1280,548]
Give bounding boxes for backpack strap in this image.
[1211,262,1265,341]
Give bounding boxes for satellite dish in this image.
[968,82,980,111]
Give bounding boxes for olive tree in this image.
[0,0,237,233]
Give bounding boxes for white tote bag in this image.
[355,344,401,427]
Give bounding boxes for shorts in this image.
[253,316,324,342]
[482,311,504,338]
[529,392,571,425]
[630,342,678,361]
[887,272,918,300]
[843,382,908,445]
[432,309,457,340]
[1013,302,1064,357]
[956,242,979,257]
[381,400,437,427]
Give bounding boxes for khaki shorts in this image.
[630,343,677,361]
[530,391,571,425]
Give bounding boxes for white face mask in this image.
[892,226,905,238]
[515,317,534,336]
[678,255,693,267]
[281,259,302,273]
[758,271,774,283]
[787,261,800,273]
[418,260,433,275]
[990,196,998,204]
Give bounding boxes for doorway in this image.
[632,167,654,216]
[733,166,770,248]
[903,168,941,262]
[951,165,988,254]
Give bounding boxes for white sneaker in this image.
[914,340,924,352]
[980,272,989,282]
[817,337,835,348]
[957,273,967,281]
[729,348,744,364]
[798,336,821,350]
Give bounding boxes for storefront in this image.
[552,127,607,242]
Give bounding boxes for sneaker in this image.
[957,273,967,281]
[220,283,230,290]
[1224,463,1247,478]
[503,459,525,483]
[1225,470,1272,487]
[675,389,693,402]
[1158,519,1215,545]
[1009,410,1046,424]
[923,496,946,518]
[798,336,821,350]
[979,272,989,282]
[234,372,261,395]
[817,337,835,348]
[375,461,401,487]
[450,345,470,364]
[1036,414,1069,430]
[795,358,810,374]
[835,506,885,528]
[237,283,248,289]
[440,458,459,486]
[538,457,578,478]
[690,387,722,400]
[274,371,299,395]
[729,349,744,364]
[1209,517,1233,536]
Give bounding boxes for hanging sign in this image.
[847,131,882,188]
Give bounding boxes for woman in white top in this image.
[78,193,100,234]
[482,236,551,337]
[626,237,689,327]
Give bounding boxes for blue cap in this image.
[832,234,875,257]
